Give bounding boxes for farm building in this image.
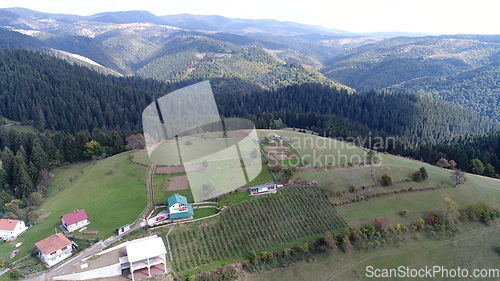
[167,194,194,220]
[122,236,167,280]
[61,209,89,233]
[248,184,280,195]
[51,235,167,281]
[35,233,73,267]
[116,224,131,235]
[0,219,28,240]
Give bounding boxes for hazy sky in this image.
[0,0,498,34]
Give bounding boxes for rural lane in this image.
[23,219,146,281]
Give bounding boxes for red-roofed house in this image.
[35,233,73,267]
[0,219,28,240]
[61,209,89,232]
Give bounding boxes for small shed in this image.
[248,184,278,195]
[116,224,131,235]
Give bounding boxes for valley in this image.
[0,6,498,281]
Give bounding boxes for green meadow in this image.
[247,220,500,281]
[0,152,147,262]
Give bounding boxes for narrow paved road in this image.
[23,220,147,281]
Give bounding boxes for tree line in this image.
[0,127,126,209]
[214,83,499,145]
[408,131,500,178]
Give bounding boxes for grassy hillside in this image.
[1,129,497,280]
[245,130,500,281]
[247,220,499,281]
[0,152,147,262]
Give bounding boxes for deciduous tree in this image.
[450,169,466,187]
[381,173,393,186]
[443,197,459,220]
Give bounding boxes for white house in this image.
[167,194,194,220]
[0,219,28,240]
[61,209,89,232]
[35,233,73,267]
[121,236,167,281]
[51,235,167,281]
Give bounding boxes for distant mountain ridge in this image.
[0,8,498,121]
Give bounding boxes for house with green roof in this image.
[167,194,194,220]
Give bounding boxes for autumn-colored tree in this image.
[350,230,363,244]
[443,197,459,220]
[381,173,393,186]
[340,235,352,253]
[373,217,390,230]
[29,192,43,207]
[125,134,146,150]
[436,158,450,168]
[84,140,102,158]
[412,170,423,182]
[323,233,338,253]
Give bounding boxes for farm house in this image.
[61,209,90,233]
[0,219,28,240]
[35,233,73,267]
[167,194,194,220]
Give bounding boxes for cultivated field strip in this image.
[167,186,348,272]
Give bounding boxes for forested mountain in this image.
[387,61,500,121]
[0,8,354,87]
[321,35,500,120]
[1,49,496,144]
[0,8,498,122]
[0,48,499,201]
[0,49,176,133]
[322,36,499,90]
[215,83,499,145]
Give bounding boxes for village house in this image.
[167,194,194,220]
[0,219,28,240]
[35,233,73,267]
[61,209,89,233]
